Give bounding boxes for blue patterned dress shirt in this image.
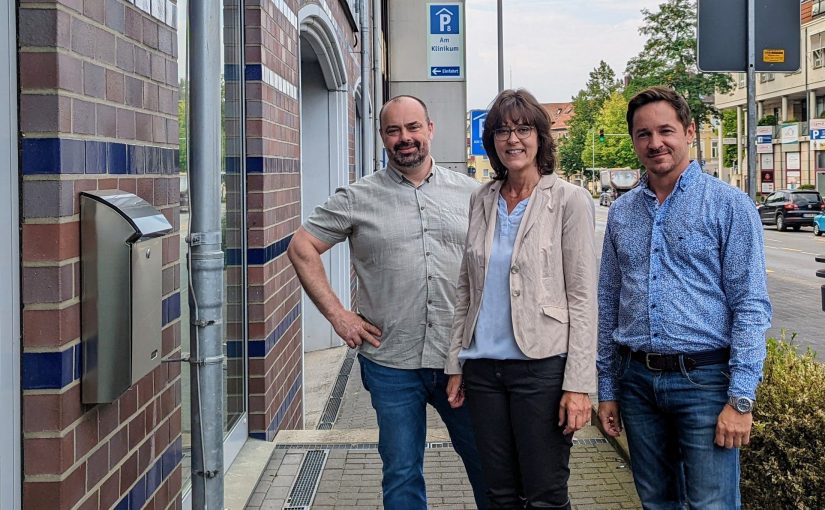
[597,161,772,401]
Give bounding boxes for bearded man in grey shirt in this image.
[287,95,487,509]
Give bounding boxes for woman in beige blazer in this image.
[445,89,598,509]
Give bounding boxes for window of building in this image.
[711,140,719,159]
[759,73,775,83]
[812,32,825,68]
[738,73,746,88]
[814,0,825,16]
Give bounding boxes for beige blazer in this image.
[446,173,598,394]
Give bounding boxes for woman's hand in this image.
[446,374,465,408]
[559,391,591,435]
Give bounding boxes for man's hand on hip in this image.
[331,310,382,348]
[597,401,623,437]
[715,404,752,448]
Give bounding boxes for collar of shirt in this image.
[639,160,702,201]
[386,156,437,186]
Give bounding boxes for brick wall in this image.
[245,0,366,440]
[19,1,182,508]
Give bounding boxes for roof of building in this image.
[542,102,575,131]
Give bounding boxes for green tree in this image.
[722,109,738,168]
[558,61,619,178]
[581,92,640,169]
[624,0,734,166]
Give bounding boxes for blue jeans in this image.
[359,355,488,510]
[617,355,741,510]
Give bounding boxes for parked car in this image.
[814,211,825,236]
[757,189,824,231]
[599,188,614,207]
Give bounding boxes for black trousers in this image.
[463,357,573,510]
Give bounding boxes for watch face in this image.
[735,398,753,413]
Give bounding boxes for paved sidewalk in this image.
[245,349,642,509]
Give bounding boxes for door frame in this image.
[1,0,21,507]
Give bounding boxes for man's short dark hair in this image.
[626,86,693,135]
[482,88,556,180]
[379,95,431,130]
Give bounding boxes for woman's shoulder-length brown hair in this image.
[481,88,556,181]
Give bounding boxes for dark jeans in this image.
[618,355,741,510]
[463,357,573,510]
[359,355,488,510]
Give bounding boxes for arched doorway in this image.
[299,6,350,352]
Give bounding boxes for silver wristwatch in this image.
[728,396,755,414]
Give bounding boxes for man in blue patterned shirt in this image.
[597,86,772,509]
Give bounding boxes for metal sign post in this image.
[747,0,757,200]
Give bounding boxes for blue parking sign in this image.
[430,5,459,34]
[470,110,487,156]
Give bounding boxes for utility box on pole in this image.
[388,1,467,173]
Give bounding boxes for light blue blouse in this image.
[459,194,530,362]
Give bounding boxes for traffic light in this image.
[599,129,605,143]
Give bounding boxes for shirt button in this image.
[428,323,433,328]
[427,300,433,305]
[651,304,657,309]
[653,333,659,338]
[428,275,433,280]
[423,228,428,232]
[654,248,660,253]
[510,266,519,274]
[652,275,657,280]
[420,206,425,210]
[512,290,521,297]
[426,251,431,256]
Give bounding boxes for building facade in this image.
[4,0,392,508]
[714,0,825,195]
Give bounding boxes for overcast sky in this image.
[465,0,666,109]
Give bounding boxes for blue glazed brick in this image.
[146,461,162,497]
[128,476,147,510]
[59,139,86,174]
[145,146,159,174]
[108,143,128,174]
[113,497,128,510]
[244,63,263,81]
[85,141,107,174]
[128,145,146,174]
[246,156,264,173]
[22,347,75,389]
[21,138,60,175]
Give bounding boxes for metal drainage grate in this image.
[275,438,607,450]
[282,449,329,510]
[317,349,358,430]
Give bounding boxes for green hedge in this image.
[741,338,825,509]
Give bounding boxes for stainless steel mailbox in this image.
[80,190,173,404]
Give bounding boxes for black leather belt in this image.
[622,347,730,372]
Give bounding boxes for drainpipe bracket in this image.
[186,231,222,246]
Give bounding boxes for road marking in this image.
[764,245,818,256]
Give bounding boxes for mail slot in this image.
[80,190,173,404]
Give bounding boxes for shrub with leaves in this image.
[741,337,825,509]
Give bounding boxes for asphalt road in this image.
[593,200,825,357]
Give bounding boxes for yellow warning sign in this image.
[763,49,785,63]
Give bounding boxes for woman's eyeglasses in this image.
[493,125,534,141]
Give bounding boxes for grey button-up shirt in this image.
[303,161,478,369]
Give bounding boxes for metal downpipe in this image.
[361,0,372,174]
[187,0,225,508]
[372,0,383,169]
